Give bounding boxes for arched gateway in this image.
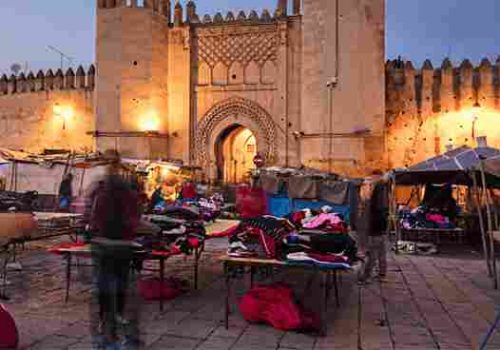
[195,97,277,182]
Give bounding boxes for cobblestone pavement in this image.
[3,238,500,350]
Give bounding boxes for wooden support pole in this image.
[473,171,492,276]
[479,161,498,289]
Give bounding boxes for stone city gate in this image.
[194,97,277,181]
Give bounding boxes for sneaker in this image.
[6,262,22,271]
[115,315,130,326]
[0,278,12,286]
[104,343,121,350]
[121,338,143,350]
[91,335,106,350]
[375,275,387,283]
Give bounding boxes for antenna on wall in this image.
[10,63,22,75]
[47,45,74,70]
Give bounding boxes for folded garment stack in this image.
[399,206,456,230]
[143,210,207,255]
[227,212,357,269]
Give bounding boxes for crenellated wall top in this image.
[0,65,95,96]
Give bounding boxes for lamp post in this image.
[472,102,481,141]
[53,103,74,130]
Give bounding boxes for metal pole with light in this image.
[472,102,481,141]
[53,103,74,131]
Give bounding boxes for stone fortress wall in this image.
[0,67,96,153]
[386,58,500,169]
[4,0,498,177]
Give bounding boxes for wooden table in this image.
[220,255,360,335]
[55,243,203,312]
[401,227,465,244]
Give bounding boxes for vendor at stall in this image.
[58,173,73,211]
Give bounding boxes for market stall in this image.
[471,155,500,289]
[218,206,362,335]
[390,145,500,253]
[253,167,360,223]
[47,217,239,309]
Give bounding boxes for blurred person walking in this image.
[86,150,142,350]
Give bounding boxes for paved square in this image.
[3,238,500,349]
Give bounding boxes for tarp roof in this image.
[481,156,500,178]
[409,146,500,172]
[0,148,105,167]
[393,146,500,186]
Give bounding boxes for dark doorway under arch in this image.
[214,124,256,183]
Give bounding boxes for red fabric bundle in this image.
[239,284,319,331]
[208,224,239,238]
[0,304,18,349]
[181,182,197,199]
[138,277,184,301]
[48,242,86,255]
[236,186,268,219]
[187,238,201,249]
[245,227,280,259]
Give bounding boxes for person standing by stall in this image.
[58,173,73,211]
[359,172,389,283]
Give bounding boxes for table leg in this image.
[324,272,330,312]
[250,266,255,288]
[321,271,328,336]
[0,248,8,300]
[194,243,204,290]
[334,270,340,308]
[159,257,165,312]
[224,262,231,330]
[65,253,72,303]
[194,249,199,290]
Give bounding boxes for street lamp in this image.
[471,102,481,141]
[53,103,74,130]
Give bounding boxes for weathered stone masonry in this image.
[0,67,95,153]
[386,58,500,169]
[1,0,388,178]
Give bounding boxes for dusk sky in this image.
[0,0,498,74]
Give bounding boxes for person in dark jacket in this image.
[58,173,73,211]
[87,150,141,349]
[359,174,389,283]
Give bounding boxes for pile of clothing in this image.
[286,207,347,233]
[399,206,456,230]
[153,194,224,223]
[143,211,206,255]
[239,283,320,332]
[0,191,38,212]
[227,213,356,269]
[228,216,296,259]
[180,193,224,222]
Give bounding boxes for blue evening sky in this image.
[0,0,498,74]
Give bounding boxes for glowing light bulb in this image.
[140,110,160,132]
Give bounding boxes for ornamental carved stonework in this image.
[196,28,278,68]
[195,97,277,167]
